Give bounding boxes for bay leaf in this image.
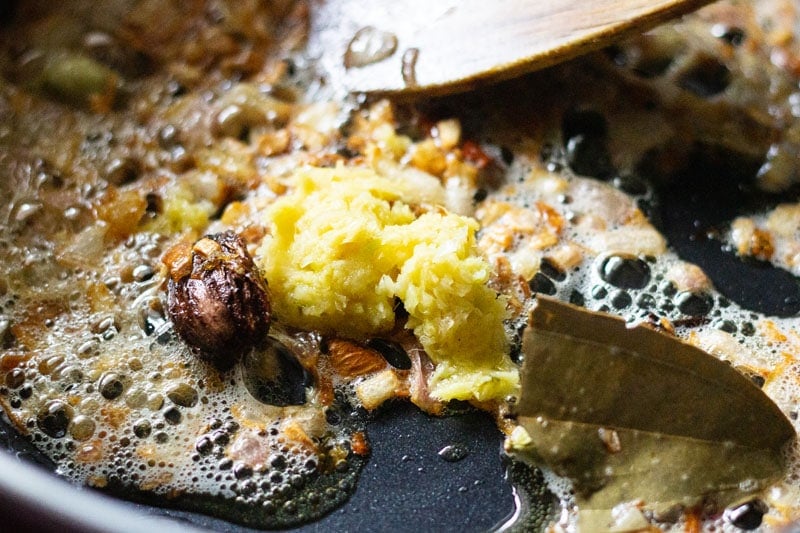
[509,295,795,511]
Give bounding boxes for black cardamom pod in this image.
[165,231,271,370]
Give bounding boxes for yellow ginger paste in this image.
[258,165,518,401]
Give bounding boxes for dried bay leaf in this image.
[509,296,795,512]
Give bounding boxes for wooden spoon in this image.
[307,0,715,97]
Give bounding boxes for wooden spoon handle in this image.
[309,0,715,96]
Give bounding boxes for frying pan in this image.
[1,3,799,531]
[0,67,796,530]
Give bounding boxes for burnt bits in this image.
[165,231,271,370]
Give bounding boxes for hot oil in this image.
[491,144,800,528]
[0,2,383,525]
[493,460,558,533]
[0,215,369,529]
